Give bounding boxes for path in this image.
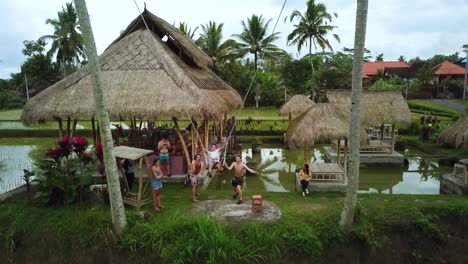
[428,99,465,112]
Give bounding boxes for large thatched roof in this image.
[327,90,411,126]
[437,117,468,150]
[279,94,315,116]
[21,9,241,125]
[287,103,349,148]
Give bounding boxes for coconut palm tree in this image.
[339,0,368,232]
[178,22,198,40]
[41,2,86,75]
[74,0,127,235]
[197,21,237,69]
[286,0,340,101]
[232,14,283,71]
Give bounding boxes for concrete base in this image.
[440,174,468,195]
[296,173,347,192]
[324,146,404,166]
[162,169,216,190]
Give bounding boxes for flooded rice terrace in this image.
[0,141,452,195]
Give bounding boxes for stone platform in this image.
[323,146,405,166]
[296,172,347,192]
[440,174,468,195]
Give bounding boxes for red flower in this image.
[73,136,88,146]
[96,143,103,153]
[81,152,93,164]
[58,136,71,150]
[46,147,61,160]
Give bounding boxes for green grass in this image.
[0,109,22,120]
[1,184,468,262]
[407,100,463,117]
[401,135,468,158]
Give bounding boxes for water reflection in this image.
[0,145,34,194]
[208,144,452,194]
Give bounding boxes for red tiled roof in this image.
[432,60,466,75]
[362,61,409,79]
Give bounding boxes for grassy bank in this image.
[401,135,468,158]
[407,100,463,118]
[1,184,468,263]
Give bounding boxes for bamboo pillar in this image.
[70,119,78,138]
[173,117,191,171]
[191,122,195,159]
[57,118,64,139]
[203,119,209,148]
[391,123,396,153]
[223,113,227,138]
[337,139,341,164]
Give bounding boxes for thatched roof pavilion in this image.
[21,9,242,125]
[327,90,411,126]
[437,117,468,150]
[287,103,349,149]
[279,94,315,116]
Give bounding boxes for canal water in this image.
[0,142,452,195]
[207,144,452,194]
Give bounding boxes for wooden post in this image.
[337,139,341,164]
[191,121,195,159]
[173,117,191,171]
[57,118,64,139]
[391,123,396,153]
[380,123,384,142]
[288,113,291,124]
[344,139,348,177]
[70,119,78,138]
[66,116,71,137]
[204,118,209,148]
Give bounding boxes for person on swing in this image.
[224,154,259,204]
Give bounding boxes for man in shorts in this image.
[224,154,259,204]
[190,154,204,202]
[157,135,171,176]
[205,144,225,177]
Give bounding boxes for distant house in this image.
[362,61,410,81]
[431,60,467,83]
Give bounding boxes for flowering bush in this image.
[33,136,98,205]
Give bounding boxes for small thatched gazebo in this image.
[328,90,411,151]
[279,94,315,122]
[21,9,242,169]
[288,103,351,167]
[437,117,468,151]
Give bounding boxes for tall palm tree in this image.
[178,22,198,40]
[197,21,237,69]
[74,0,127,234]
[339,0,368,232]
[286,0,340,101]
[232,14,283,71]
[41,2,85,74]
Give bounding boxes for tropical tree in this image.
[74,0,127,235]
[339,0,369,231]
[286,0,340,101]
[232,14,283,71]
[197,21,237,69]
[375,53,384,62]
[178,22,198,40]
[41,2,86,75]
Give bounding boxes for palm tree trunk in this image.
[309,36,315,101]
[74,0,127,235]
[339,0,368,232]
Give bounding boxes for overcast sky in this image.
[1,0,467,79]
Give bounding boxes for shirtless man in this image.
[224,154,259,204]
[205,144,225,177]
[157,135,171,176]
[190,154,204,202]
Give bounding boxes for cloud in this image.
[1,0,467,78]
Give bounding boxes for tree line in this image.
[0,0,464,109]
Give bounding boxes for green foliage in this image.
[178,22,199,40]
[33,136,97,204]
[0,90,25,109]
[375,53,384,62]
[41,2,86,73]
[369,75,405,91]
[197,21,237,68]
[232,14,285,70]
[407,99,463,117]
